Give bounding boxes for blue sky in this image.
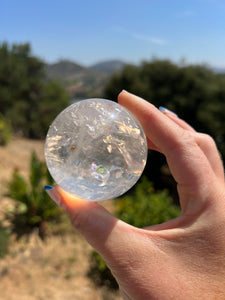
[1,0,225,67]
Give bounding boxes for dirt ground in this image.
[0,137,122,300]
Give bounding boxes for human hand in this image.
[45,91,225,299]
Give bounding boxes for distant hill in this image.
[211,67,225,74]
[45,60,85,80]
[90,60,126,74]
[45,59,126,99]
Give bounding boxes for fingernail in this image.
[44,185,65,208]
[44,185,53,190]
[159,106,178,117]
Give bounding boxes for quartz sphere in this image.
[45,99,148,201]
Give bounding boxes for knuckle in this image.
[169,130,196,153]
[197,133,216,148]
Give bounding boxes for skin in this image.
[48,91,225,300]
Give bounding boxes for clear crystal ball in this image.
[45,99,148,201]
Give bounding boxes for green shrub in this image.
[89,177,180,288]
[7,151,61,238]
[0,113,12,146]
[115,176,180,227]
[0,222,10,258]
[88,251,118,289]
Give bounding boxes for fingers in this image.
[159,107,196,132]
[195,133,224,181]
[118,91,223,214]
[146,107,195,152]
[118,91,192,156]
[159,106,224,180]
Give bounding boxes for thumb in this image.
[45,185,132,260]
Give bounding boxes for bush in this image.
[89,177,180,288]
[88,251,118,289]
[0,113,12,146]
[0,222,10,258]
[115,176,180,227]
[7,151,61,238]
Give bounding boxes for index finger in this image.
[118,91,218,212]
[118,91,188,157]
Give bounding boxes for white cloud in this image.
[112,26,168,46]
[132,33,168,46]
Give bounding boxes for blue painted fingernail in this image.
[44,185,53,190]
[159,106,166,112]
[44,185,63,207]
[159,106,177,117]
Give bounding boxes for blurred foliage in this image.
[7,151,61,238]
[88,250,118,289]
[0,222,10,258]
[104,59,225,196]
[89,177,180,289]
[115,176,180,227]
[0,112,12,145]
[0,42,69,139]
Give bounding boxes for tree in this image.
[0,42,69,138]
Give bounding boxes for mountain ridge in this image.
[90,59,126,74]
[45,59,127,99]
